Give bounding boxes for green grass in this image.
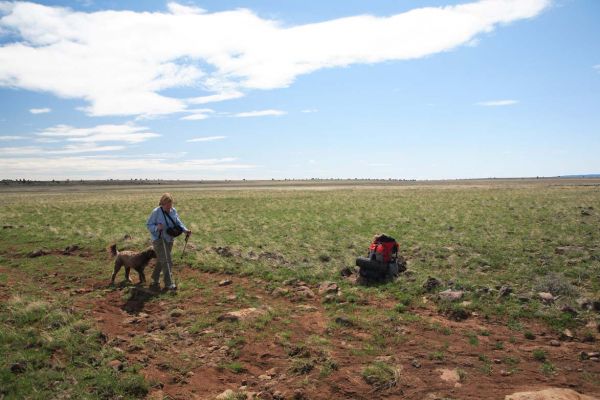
[1,182,600,397]
[361,361,397,390]
[0,296,148,399]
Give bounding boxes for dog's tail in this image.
[109,244,118,258]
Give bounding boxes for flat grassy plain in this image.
[1,179,599,399]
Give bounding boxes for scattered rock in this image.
[340,267,354,277]
[318,254,331,262]
[423,277,441,292]
[505,388,599,400]
[411,359,421,368]
[561,329,574,341]
[218,307,268,323]
[538,292,555,304]
[498,285,513,298]
[560,305,578,316]
[438,368,461,387]
[500,370,512,377]
[265,367,277,377]
[10,361,27,374]
[293,389,307,400]
[580,351,600,360]
[63,244,80,254]
[318,281,339,295]
[108,359,123,371]
[334,316,354,327]
[273,391,285,400]
[550,340,561,347]
[438,289,464,302]
[218,279,233,287]
[272,287,290,297]
[28,249,48,258]
[294,286,315,299]
[295,305,318,312]
[216,389,235,400]
[258,374,272,381]
[214,246,235,257]
[577,298,593,310]
[447,307,471,321]
[3,225,14,229]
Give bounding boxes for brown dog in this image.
[109,244,156,285]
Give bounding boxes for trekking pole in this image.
[181,232,190,260]
[159,231,176,290]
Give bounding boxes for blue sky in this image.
[0,0,599,180]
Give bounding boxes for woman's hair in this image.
[159,193,174,206]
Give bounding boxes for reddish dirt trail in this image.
[2,257,599,400]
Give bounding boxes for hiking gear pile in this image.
[356,234,405,280]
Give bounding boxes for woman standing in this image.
[146,193,191,291]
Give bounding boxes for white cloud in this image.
[36,123,159,143]
[476,99,519,106]
[0,135,26,140]
[301,109,318,113]
[29,107,51,114]
[181,108,215,121]
[233,109,286,118]
[0,0,550,117]
[186,91,243,105]
[0,143,124,156]
[594,64,600,72]
[0,155,256,179]
[186,136,226,142]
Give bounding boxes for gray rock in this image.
[438,289,464,302]
[423,276,441,292]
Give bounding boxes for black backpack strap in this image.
[161,208,177,228]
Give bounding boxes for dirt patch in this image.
[2,262,600,400]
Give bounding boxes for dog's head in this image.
[143,247,157,259]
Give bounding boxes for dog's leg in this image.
[111,259,122,284]
[137,266,146,284]
[125,266,133,283]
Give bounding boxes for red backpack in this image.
[368,234,399,263]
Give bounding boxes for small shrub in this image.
[534,273,577,297]
[361,361,397,390]
[221,362,245,374]
[467,332,479,346]
[289,358,314,375]
[532,349,546,362]
[524,331,535,340]
[540,361,556,375]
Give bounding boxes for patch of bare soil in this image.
[1,259,599,400]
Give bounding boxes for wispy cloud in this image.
[36,123,159,143]
[594,64,600,72]
[181,109,215,121]
[301,109,318,113]
[0,0,550,117]
[0,156,256,179]
[29,108,51,114]
[476,99,519,107]
[0,135,26,141]
[233,109,286,118]
[186,92,243,105]
[186,136,226,142]
[0,143,125,156]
